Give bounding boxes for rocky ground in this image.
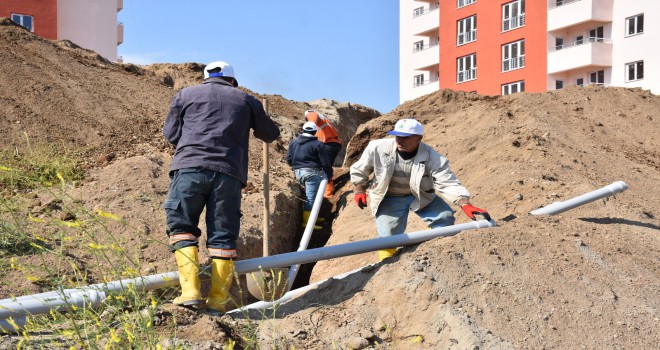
[1,17,658,349]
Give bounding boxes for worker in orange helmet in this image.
[304,110,342,198]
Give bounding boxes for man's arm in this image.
[163,93,184,146]
[318,143,333,180]
[248,96,280,143]
[350,144,375,193]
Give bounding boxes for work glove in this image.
[354,192,367,209]
[461,203,491,221]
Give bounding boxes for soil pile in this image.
[1,17,659,350]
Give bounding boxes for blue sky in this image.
[118,1,399,114]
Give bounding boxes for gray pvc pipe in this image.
[234,219,496,275]
[530,181,628,215]
[1,219,496,330]
[287,178,328,290]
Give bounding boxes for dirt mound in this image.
[0,19,378,307]
[1,17,659,350]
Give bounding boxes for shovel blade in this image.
[246,268,289,301]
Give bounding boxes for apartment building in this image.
[548,0,659,93]
[400,0,659,103]
[399,0,440,103]
[0,0,124,62]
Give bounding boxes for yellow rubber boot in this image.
[173,246,203,306]
[206,259,235,314]
[323,180,334,199]
[377,248,397,262]
[302,210,322,230]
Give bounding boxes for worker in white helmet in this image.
[304,110,342,198]
[163,61,280,314]
[350,118,490,262]
[285,121,333,230]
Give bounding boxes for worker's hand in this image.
[354,192,367,209]
[461,203,491,221]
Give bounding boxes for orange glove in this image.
[461,203,491,221]
[354,192,367,209]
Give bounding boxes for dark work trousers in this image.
[163,168,242,258]
[324,142,342,168]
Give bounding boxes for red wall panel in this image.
[439,0,547,95]
[0,0,57,39]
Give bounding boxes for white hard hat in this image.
[204,61,237,86]
[302,121,318,133]
[387,118,424,136]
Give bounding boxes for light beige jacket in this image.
[350,138,470,216]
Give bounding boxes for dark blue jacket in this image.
[164,78,280,185]
[286,134,333,179]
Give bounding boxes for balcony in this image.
[411,6,439,36]
[548,0,613,32]
[117,22,124,45]
[412,43,439,70]
[548,40,612,74]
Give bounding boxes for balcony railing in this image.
[502,14,525,31]
[457,30,477,46]
[413,76,440,88]
[412,5,439,18]
[549,0,583,10]
[458,0,477,8]
[413,42,439,53]
[457,69,477,83]
[550,38,611,52]
[502,56,525,72]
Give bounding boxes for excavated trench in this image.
[287,169,351,289]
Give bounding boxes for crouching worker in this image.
[286,121,333,230]
[162,61,280,313]
[350,118,490,262]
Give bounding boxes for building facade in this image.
[400,0,659,103]
[0,0,124,62]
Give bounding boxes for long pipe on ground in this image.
[0,219,496,331]
[530,181,628,216]
[287,178,328,290]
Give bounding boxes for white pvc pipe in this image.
[530,181,628,216]
[234,219,496,275]
[0,220,496,330]
[287,178,328,290]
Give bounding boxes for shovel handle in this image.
[262,98,270,257]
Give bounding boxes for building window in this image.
[11,14,33,32]
[502,81,525,95]
[626,61,643,82]
[588,26,604,43]
[457,0,476,9]
[626,14,644,36]
[555,37,564,50]
[413,7,424,17]
[457,54,477,83]
[414,74,425,87]
[502,0,525,32]
[413,40,424,53]
[575,34,584,45]
[457,15,477,46]
[589,70,604,85]
[576,77,584,87]
[555,80,564,90]
[502,40,525,72]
